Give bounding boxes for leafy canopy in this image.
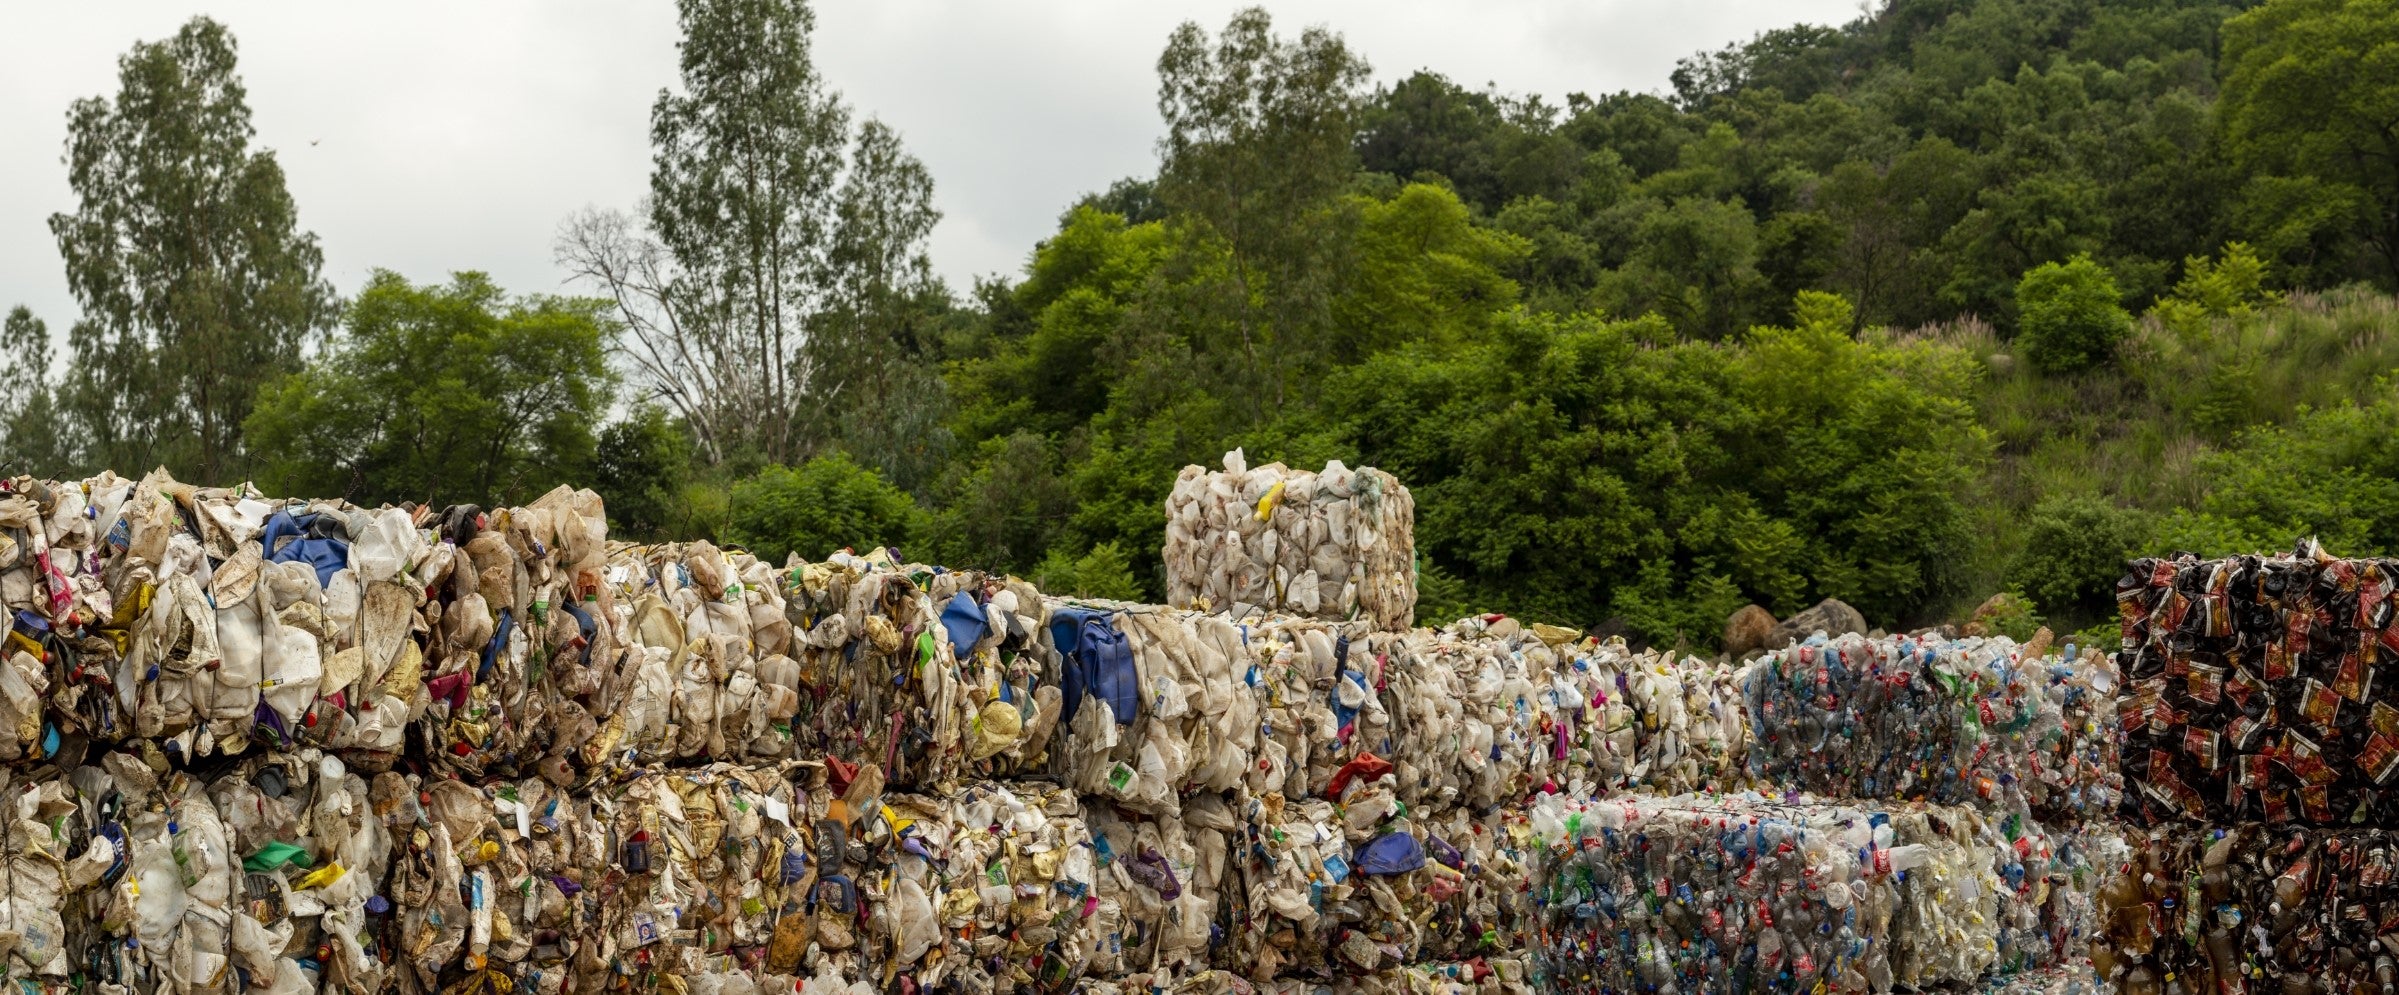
[245,271,617,507]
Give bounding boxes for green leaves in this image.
[244,271,617,507]
[46,16,334,482]
[2220,0,2399,286]
[724,452,923,566]
[2016,254,2131,374]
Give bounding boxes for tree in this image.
[2006,494,2148,627]
[593,404,695,541]
[2016,254,2129,373]
[2219,0,2399,286]
[243,271,616,506]
[46,17,335,481]
[724,452,922,565]
[558,0,941,469]
[1155,6,1371,410]
[0,307,69,475]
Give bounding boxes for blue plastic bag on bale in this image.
[939,592,988,660]
[1356,832,1425,875]
[1050,606,1137,727]
[259,509,350,587]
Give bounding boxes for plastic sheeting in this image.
[1164,452,1417,631]
[1742,632,2123,824]
[2116,549,2399,826]
[1528,793,2121,994]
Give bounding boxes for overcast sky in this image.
[0,0,1865,330]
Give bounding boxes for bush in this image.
[2016,254,2130,373]
[1032,542,1143,601]
[724,452,922,565]
[592,404,692,541]
[2007,495,2146,627]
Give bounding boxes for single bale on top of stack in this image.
[1164,450,1417,631]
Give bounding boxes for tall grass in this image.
[1896,286,2399,623]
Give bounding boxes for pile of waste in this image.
[2095,547,2399,993]
[0,466,2152,995]
[1528,792,2121,994]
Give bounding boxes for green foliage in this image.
[2188,389,2399,555]
[2006,495,2146,629]
[2219,0,2399,287]
[594,405,694,541]
[1031,542,1143,601]
[46,16,336,482]
[0,307,69,476]
[2150,242,2279,339]
[244,271,617,507]
[724,452,923,566]
[2016,255,2130,373]
[562,0,945,471]
[1321,292,1987,643]
[1978,591,2047,643]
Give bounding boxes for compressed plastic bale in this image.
[2091,824,2399,995]
[2115,548,2399,826]
[1164,452,1417,631]
[1526,792,2111,995]
[1742,631,2122,824]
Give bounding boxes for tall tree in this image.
[0,307,68,475]
[1154,7,1370,410]
[243,271,617,507]
[2219,0,2399,287]
[559,0,941,469]
[47,17,335,482]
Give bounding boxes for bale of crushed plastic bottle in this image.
[0,745,392,995]
[0,469,608,774]
[1741,632,2122,824]
[2115,547,2399,826]
[2093,824,2399,995]
[1163,451,1417,631]
[1527,792,2118,994]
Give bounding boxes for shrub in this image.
[2017,254,2131,373]
[725,451,922,565]
[2007,495,2146,626]
[1032,542,1144,601]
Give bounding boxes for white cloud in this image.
[0,0,1862,331]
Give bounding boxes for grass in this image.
[1895,285,2399,627]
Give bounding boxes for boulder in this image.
[1721,604,1776,659]
[2023,625,2055,658]
[1962,592,2025,637]
[1765,598,1868,649]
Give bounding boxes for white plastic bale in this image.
[1164,452,1417,631]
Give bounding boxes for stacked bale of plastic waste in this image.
[1163,451,1417,631]
[1527,792,2122,995]
[0,469,623,995]
[2096,547,2399,994]
[2115,547,2399,826]
[2094,824,2399,995]
[1742,632,2124,824]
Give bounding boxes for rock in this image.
[1765,598,1869,649]
[2023,625,2055,658]
[1721,604,1777,659]
[1964,592,2024,637]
